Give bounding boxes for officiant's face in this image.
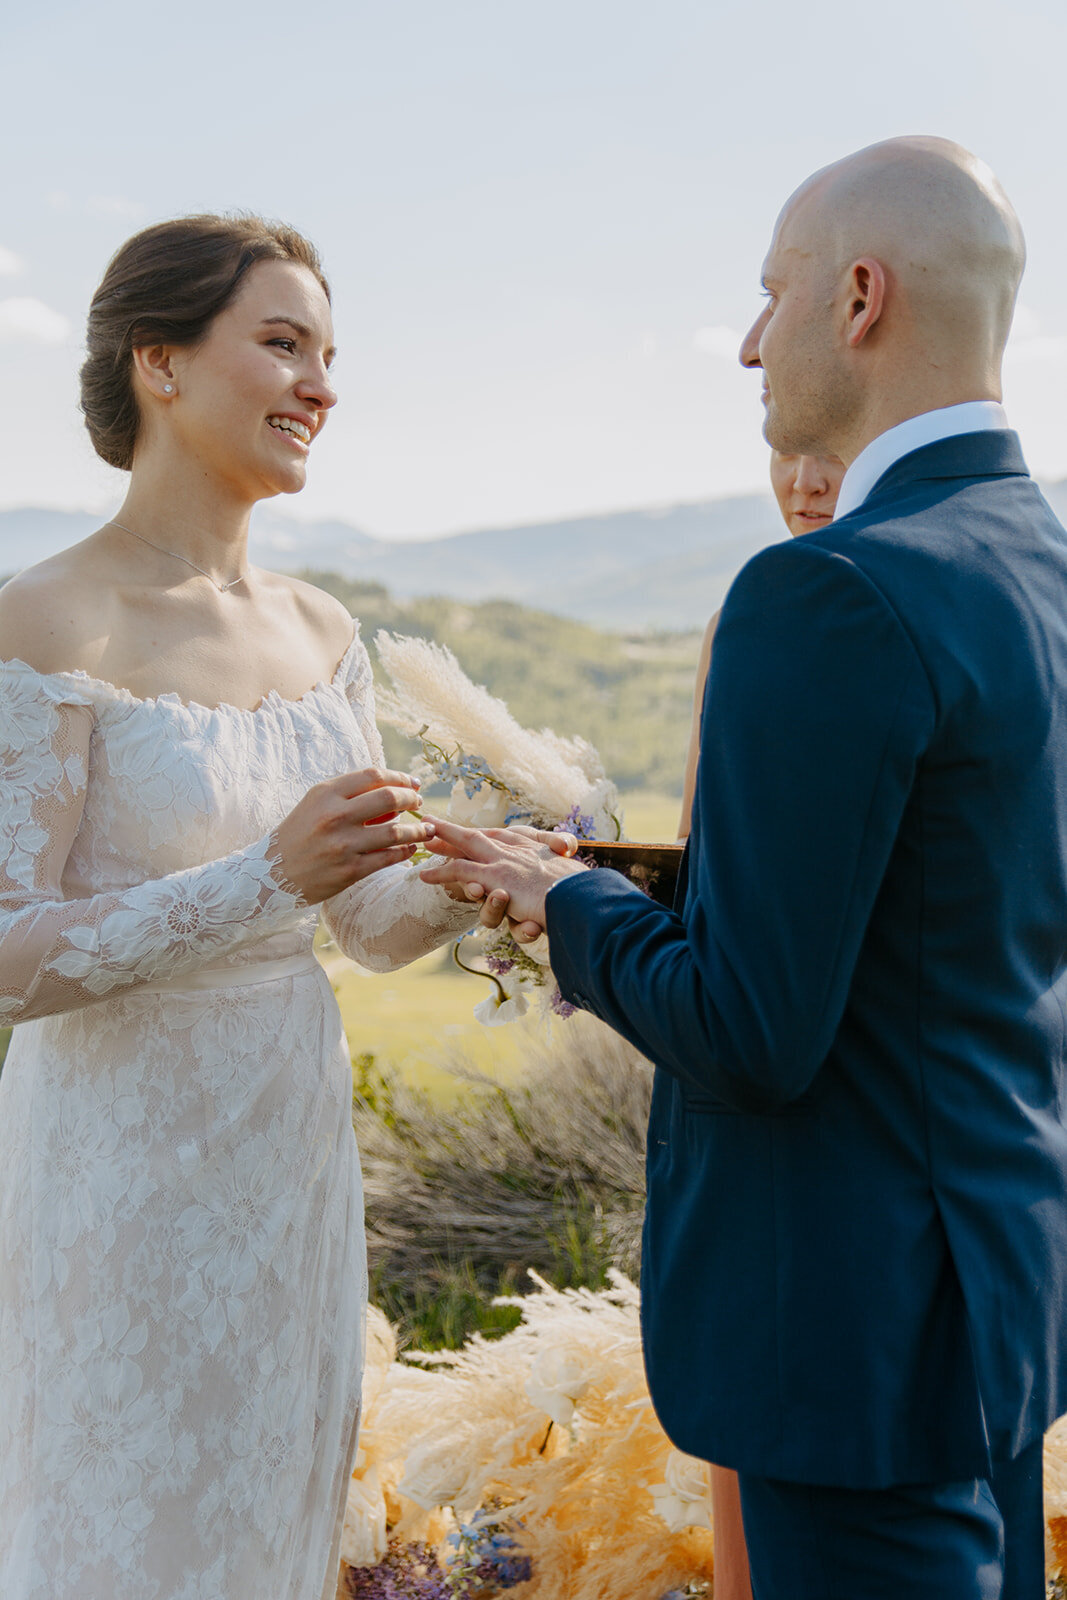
[770,451,844,537]
[740,192,846,456]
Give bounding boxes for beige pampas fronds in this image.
[341,1273,715,1599]
[1043,1415,1067,1582]
[374,630,620,837]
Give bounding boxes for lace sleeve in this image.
[319,631,477,972]
[0,669,304,1026]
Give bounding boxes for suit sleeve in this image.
[545,539,936,1112]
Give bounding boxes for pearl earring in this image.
[163,383,174,395]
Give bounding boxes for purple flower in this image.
[344,1542,451,1599]
[485,955,515,977]
[555,804,597,841]
[549,986,577,1019]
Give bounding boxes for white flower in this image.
[397,1437,470,1510]
[474,991,529,1027]
[524,1346,590,1427]
[49,857,275,994]
[36,1081,148,1269]
[448,779,510,829]
[0,673,61,757]
[42,1315,173,1540]
[104,731,208,851]
[225,1368,310,1544]
[649,1449,712,1533]
[175,1131,296,1348]
[1,812,51,892]
[341,1464,388,1566]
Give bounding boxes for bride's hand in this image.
[271,769,434,906]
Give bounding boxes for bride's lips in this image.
[267,413,314,450]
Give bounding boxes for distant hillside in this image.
[304,574,703,798]
[7,474,1067,633]
[0,495,781,633]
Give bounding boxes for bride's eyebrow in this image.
[259,316,337,365]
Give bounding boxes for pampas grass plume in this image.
[374,631,620,837]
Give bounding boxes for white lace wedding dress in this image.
[0,631,474,1600]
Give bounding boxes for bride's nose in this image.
[296,365,338,414]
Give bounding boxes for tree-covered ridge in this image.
[303,572,704,796]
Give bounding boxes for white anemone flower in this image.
[649,1449,712,1533]
[524,1346,591,1427]
[473,991,529,1026]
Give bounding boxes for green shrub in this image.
[354,1017,652,1351]
[302,572,702,795]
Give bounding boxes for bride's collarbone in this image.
[0,556,353,709]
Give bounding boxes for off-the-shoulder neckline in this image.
[0,627,361,717]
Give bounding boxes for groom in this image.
[422,137,1067,1599]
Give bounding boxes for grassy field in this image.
[329,789,681,1094]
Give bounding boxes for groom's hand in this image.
[420,817,586,929]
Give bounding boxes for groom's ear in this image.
[843,257,886,348]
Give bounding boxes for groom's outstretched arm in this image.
[543,537,935,1112]
[421,537,935,1112]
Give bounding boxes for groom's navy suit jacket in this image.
[546,430,1067,1487]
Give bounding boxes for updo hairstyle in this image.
[80,214,330,471]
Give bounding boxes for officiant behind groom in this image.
[421,137,1067,1599]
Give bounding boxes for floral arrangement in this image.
[337,1272,1067,1595]
[375,632,623,1024]
[338,1272,716,1600]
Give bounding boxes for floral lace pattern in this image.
[0,633,475,1600]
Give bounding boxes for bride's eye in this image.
[268,337,297,354]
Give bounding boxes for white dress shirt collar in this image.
[833,401,1010,522]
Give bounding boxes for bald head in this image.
[742,137,1026,462]
[796,137,1023,357]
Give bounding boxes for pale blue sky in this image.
[2,0,1065,538]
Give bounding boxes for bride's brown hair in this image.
[80,214,330,471]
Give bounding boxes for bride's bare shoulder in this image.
[0,539,118,676]
[262,570,358,659]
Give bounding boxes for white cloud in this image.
[46,191,145,219]
[694,324,742,361]
[0,298,71,345]
[0,247,22,277]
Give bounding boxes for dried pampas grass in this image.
[340,1273,714,1600]
[374,630,620,838]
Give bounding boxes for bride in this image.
[0,215,488,1599]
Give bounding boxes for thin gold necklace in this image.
[108,520,247,593]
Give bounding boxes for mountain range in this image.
[5,477,1067,633]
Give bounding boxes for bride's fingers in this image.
[332,769,423,802]
[511,919,544,943]
[357,815,434,852]
[348,785,424,823]
[420,817,506,861]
